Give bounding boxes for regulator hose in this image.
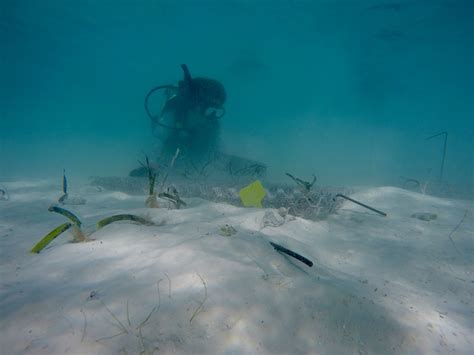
[144,84,179,130]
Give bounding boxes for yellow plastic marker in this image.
[239,180,266,208]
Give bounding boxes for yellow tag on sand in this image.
[239,180,266,208]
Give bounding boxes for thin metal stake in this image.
[334,194,387,217]
[426,131,447,182]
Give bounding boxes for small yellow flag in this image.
[239,180,266,208]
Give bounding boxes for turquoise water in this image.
[1,0,473,188]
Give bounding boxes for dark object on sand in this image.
[411,212,437,221]
[96,214,154,229]
[334,194,387,217]
[426,131,448,182]
[270,242,313,267]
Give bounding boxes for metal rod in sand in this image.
[426,131,447,182]
[334,194,387,217]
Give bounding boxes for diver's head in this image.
[191,77,226,120]
[178,65,226,116]
[191,77,226,108]
[178,76,226,108]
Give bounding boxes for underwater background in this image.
[1,0,473,188]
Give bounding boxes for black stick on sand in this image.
[426,131,447,182]
[334,194,387,217]
[270,242,313,267]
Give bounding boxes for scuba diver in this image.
[144,64,226,162]
[130,63,265,180]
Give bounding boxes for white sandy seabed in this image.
[0,180,472,355]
